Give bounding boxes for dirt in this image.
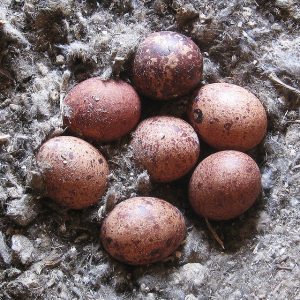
[0,0,299,299]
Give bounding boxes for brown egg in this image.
[36,136,109,209]
[189,83,267,151]
[100,197,186,265]
[130,116,200,182]
[189,150,261,220]
[133,31,203,100]
[63,78,141,142]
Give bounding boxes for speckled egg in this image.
[189,150,261,220]
[130,116,200,182]
[189,83,267,151]
[36,136,109,209]
[100,197,186,265]
[133,31,203,100]
[63,78,141,142]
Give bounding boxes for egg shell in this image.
[133,31,203,100]
[63,78,141,142]
[36,136,109,209]
[130,116,200,182]
[189,150,261,220]
[100,197,186,265]
[189,83,267,151]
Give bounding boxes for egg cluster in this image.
[36,31,267,265]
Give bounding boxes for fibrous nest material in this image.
[0,0,299,299]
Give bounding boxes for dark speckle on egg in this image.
[193,109,203,123]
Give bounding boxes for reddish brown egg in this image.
[63,78,141,142]
[133,31,203,100]
[36,136,109,209]
[189,150,261,220]
[189,83,267,151]
[130,116,200,182]
[100,197,186,265]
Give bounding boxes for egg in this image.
[133,31,203,100]
[130,116,200,182]
[36,136,109,209]
[63,78,141,142]
[100,197,186,265]
[189,150,261,220]
[189,83,267,151]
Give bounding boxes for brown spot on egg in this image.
[100,197,186,265]
[130,116,200,182]
[150,248,161,257]
[189,83,267,151]
[224,122,232,130]
[189,150,261,220]
[133,31,203,100]
[193,109,203,123]
[36,136,109,209]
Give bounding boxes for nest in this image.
[0,0,299,299]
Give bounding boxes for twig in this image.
[286,120,300,123]
[291,164,300,171]
[276,265,293,271]
[269,72,300,95]
[205,218,225,250]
